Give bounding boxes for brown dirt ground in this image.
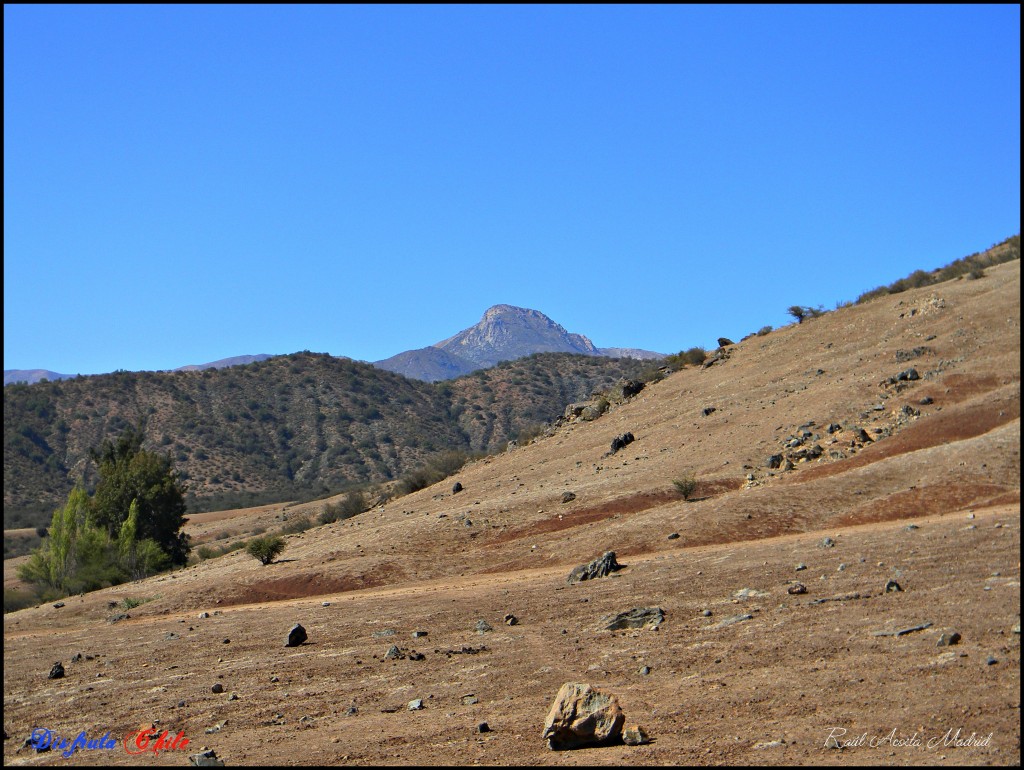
[3,260,1020,766]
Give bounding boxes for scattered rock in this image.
[408,699,424,711]
[638,665,651,676]
[211,683,224,694]
[52,602,65,609]
[108,613,130,623]
[667,532,680,540]
[461,694,479,706]
[622,724,650,746]
[198,612,209,619]
[919,396,934,405]
[795,563,807,571]
[560,491,577,504]
[48,662,65,680]
[227,693,238,701]
[609,432,635,455]
[897,368,920,381]
[600,607,664,631]
[503,614,518,626]
[567,551,623,584]
[477,722,491,733]
[475,619,493,634]
[701,609,713,617]
[787,583,808,595]
[885,579,903,593]
[765,454,783,469]
[542,682,625,750]
[285,624,307,647]
[384,645,403,660]
[452,482,463,494]
[322,602,330,607]
[905,524,919,531]
[821,537,836,548]
[70,653,83,663]
[702,406,717,416]
[733,587,767,599]
[189,749,225,767]
[372,629,396,638]
[936,631,961,647]
[986,656,998,666]
[411,630,428,638]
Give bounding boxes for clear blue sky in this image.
[4,5,1020,375]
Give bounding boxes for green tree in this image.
[17,486,125,595]
[247,535,286,565]
[117,499,170,580]
[89,425,190,564]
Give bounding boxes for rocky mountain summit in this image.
[374,304,663,381]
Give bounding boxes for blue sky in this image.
[4,5,1020,375]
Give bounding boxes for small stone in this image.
[701,609,713,617]
[412,630,428,638]
[561,491,576,504]
[638,665,651,675]
[503,614,518,626]
[885,579,903,593]
[475,619,493,634]
[837,563,847,571]
[211,683,224,694]
[477,722,491,733]
[667,532,680,540]
[53,602,65,609]
[787,583,808,595]
[985,656,998,666]
[905,524,919,531]
[189,749,225,767]
[48,662,65,680]
[198,612,209,619]
[322,602,331,607]
[222,638,230,644]
[227,693,238,701]
[408,699,424,710]
[384,645,402,660]
[821,537,836,548]
[461,694,479,706]
[936,632,961,647]
[270,675,279,682]
[795,563,807,571]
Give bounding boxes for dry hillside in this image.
[3,259,1020,766]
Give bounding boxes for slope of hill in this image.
[4,354,279,386]
[3,369,78,386]
[3,258,1018,766]
[374,304,664,380]
[3,352,656,528]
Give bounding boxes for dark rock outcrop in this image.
[567,551,623,584]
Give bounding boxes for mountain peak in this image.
[373,305,663,381]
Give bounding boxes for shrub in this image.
[247,535,286,565]
[756,326,773,336]
[279,515,312,535]
[672,474,698,501]
[320,489,368,524]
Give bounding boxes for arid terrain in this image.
[4,260,1020,766]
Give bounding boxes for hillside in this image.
[3,353,655,528]
[3,257,1018,766]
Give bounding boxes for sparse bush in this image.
[672,474,698,501]
[196,544,218,561]
[279,514,312,535]
[247,535,286,565]
[756,326,773,336]
[967,267,985,280]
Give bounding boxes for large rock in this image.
[600,607,665,631]
[285,623,307,647]
[542,682,625,750]
[567,551,622,584]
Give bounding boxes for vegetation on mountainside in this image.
[4,352,653,529]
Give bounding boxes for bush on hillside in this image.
[247,535,286,565]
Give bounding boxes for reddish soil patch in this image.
[220,564,402,606]
[831,482,1012,527]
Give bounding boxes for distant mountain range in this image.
[4,355,276,386]
[373,304,664,381]
[6,305,662,386]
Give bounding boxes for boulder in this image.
[561,491,577,504]
[600,607,665,631]
[452,482,463,494]
[623,724,650,745]
[542,683,625,750]
[717,337,734,348]
[567,551,622,584]
[285,623,307,647]
[609,432,635,455]
[48,662,65,680]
